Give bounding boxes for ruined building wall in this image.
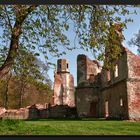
[101,51,128,88]
[75,23,140,120]
[99,49,129,119]
[126,49,140,120]
[76,54,101,117]
[126,48,140,79]
[77,55,87,86]
[53,59,75,107]
[127,81,140,120]
[100,81,128,119]
[76,87,99,117]
[77,54,101,86]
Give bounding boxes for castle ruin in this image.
[74,24,140,120]
[0,23,140,120]
[76,46,140,120]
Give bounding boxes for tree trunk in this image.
[0,6,37,79]
[3,72,12,109]
[18,77,26,108]
[19,86,24,108]
[0,25,22,78]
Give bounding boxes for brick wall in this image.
[100,80,128,119]
[76,87,99,117]
[126,48,140,120]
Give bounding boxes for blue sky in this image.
[47,7,140,86]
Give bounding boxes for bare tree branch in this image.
[3,5,13,32]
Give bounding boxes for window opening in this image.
[114,64,119,77]
[59,64,61,69]
[107,70,111,81]
[105,100,109,118]
[120,98,123,107]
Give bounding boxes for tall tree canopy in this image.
[0,5,135,78]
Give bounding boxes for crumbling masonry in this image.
[75,24,140,120]
[76,46,140,120]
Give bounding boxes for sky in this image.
[47,7,140,87]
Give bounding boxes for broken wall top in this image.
[77,54,101,87]
[57,59,70,73]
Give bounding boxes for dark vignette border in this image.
[0,0,140,140]
[0,136,140,140]
[0,0,140,5]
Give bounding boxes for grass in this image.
[0,118,140,135]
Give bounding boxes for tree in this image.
[13,45,52,108]
[0,5,136,78]
[129,29,140,55]
[0,72,12,108]
[0,44,52,108]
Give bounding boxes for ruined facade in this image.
[76,46,140,120]
[76,55,101,117]
[53,59,75,107]
[1,48,140,120]
[0,23,140,120]
[0,59,77,120]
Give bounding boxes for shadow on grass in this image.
[25,117,122,122]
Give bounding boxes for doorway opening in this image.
[90,101,97,117]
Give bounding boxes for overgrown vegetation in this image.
[0,119,140,135]
[0,5,136,78]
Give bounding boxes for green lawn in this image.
[0,118,140,135]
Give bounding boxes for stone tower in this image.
[53,59,75,107]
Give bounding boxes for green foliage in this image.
[0,5,136,69]
[0,45,52,109]
[13,45,48,83]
